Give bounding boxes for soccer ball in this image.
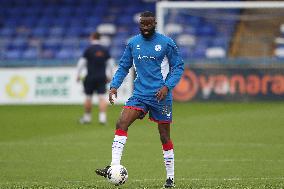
[106,165,128,186]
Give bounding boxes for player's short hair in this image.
[90,32,101,40]
[140,11,155,18]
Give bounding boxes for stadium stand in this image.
[274,24,284,58]
[0,0,282,65]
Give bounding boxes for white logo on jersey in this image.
[155,45,162,51]
[136,45,140,50]
[138,54,155,60]
[166,112,171,117]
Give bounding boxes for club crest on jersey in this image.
[155,45,162,51]
[136,45,140,50]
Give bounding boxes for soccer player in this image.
[95,11,184,188]
[77,32,113,125]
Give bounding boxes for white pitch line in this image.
[2,177,284,185]
[1,142,284,147]
[75,177,284,183]
[0,159,102,163]
[128,177,284,182]
[175,159,284,162]
[1,159,284,163]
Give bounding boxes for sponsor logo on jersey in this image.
[138,54,155,60]
[155,45,162,51]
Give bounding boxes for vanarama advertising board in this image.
[0,67,133,104]
[2,64,284,104]
[173,64,284,101]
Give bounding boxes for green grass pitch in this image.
[1,102,284,189]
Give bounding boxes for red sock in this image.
[112,129,127,165]
[115,129,128,137]
[162,140,174,151]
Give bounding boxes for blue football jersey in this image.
[110,32,184,101]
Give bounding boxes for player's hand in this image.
[109,87,117,105]
[76,76,81,82]
[156,86,169,102]
[106,77,111,83]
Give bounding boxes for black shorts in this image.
[83,78,106,95]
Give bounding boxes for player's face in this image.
[139,17,156,39]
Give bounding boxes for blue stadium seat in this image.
[196,25,216,37]
[42,37,61,50]
[49,27,65,37]
[57,7,74,17]
[65,27,82,37]
[79,39,89,50]
[20,18,37,27]
[125,6,141,15]
[179,47,191,60]
[4,18,19,27]
[69,19,84,28]
[85,17,101,28]
[61,37,79,49]
[41,49,56,59]
[22,48,38,59]
[62,0,79,6]
[32,27,48,37]
[188,16,203,27]
[23,7,41,17]
[74,7,89,17]
[5,50,22,59]
[37,17,53,27]
[7,7,25,18]
[211,37,229,49]
[82,26,96,37]
[42,7,57,17]
[0,28,16,38]
[110,47,124,60]
[7,37,28,51]
[116,15,134,25]
[56,48,78,59]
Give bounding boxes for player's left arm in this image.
[76,48,90,82]
[164,39,184,90]
[76,57,87,82]
[156,40,184,101]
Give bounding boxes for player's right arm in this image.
[109,87,117,105]
[109,43,133,104]
[110,43,133,89]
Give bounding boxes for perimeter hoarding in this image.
[173,64,284,101]
[0,67,133,104]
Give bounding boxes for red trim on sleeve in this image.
[115,129,128,137]
[162,140,174,151]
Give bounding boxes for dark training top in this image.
[83,44,110,81]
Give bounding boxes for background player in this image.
[77,32,113,125]
[95,11,184,188]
